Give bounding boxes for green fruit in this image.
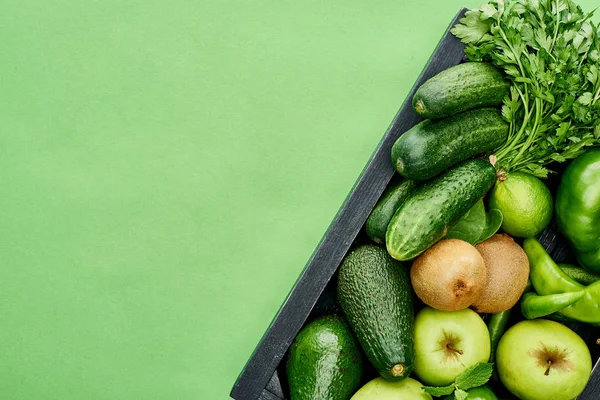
[391,108,508,180]
[412,62,509,119]
[443,385,498,400]
[287,315,363,400]
[350,377,432,400]
[556,148,600,273]
[337,244,414,381]
[489,172,553,238]
[413,307,491,386]
[496,319,592,400]
[386,159,496,261]
[366,179,417,244]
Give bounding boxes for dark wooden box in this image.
[230,9,600,400]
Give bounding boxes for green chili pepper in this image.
[520,291,585,320]
[546,312,600,328]
[523,238,600,325]
[558,263,600,285]
[487,309,511,364]
[556,149,600,274]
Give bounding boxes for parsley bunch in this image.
[452,0,600,177]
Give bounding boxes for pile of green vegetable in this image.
[283,1,600,400]
[452,0,600,178]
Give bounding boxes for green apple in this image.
[496,319,592,400]
[350,376,431,400]
[442,385,498,400]
[414,307,490,386]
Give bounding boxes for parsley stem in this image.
[550,0,561,53]
[510,98,543,170]
[496,86,532,162]
[592,85,600,106]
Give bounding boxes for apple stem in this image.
[446,344,464,355]
[545,360,552,376]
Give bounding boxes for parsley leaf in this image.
[452,0,600,175]
[451,10,493,43]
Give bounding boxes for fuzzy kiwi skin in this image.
[410,239,486,311]
[472,234,530,313]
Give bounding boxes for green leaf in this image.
[476,209,503,244]
[445,200,486,244]
[587,65,598,85]
[577,92,594,105]
[421,384,455,397]
[480,4,499,19]
[524,164,550,179]
[454,389,469,400]
[455,363,494,391]
[451,10,492,43]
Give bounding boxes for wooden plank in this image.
[230,8,468,400]
[265,371,284,399]
[578,358,600,400]
[257,389,283,400]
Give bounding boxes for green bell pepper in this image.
[523,238,600,325]
[556,148,600,274]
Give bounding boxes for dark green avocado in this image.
[286,315,363,400]
[337,244,414,381]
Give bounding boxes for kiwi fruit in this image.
[410,239,486,311]
[471,234,530,313]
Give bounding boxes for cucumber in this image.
[412,62,509,119]
[386,159,496,261]
[392,108,508,181]
[337,244,414,382]
[366,180,417,244]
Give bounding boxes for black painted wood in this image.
[230,9,468,400]
[265,370,283,399]
[257,389,282,400]
[579,359,600,400]
[230,7,600,400]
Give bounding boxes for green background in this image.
[1,1,596,399]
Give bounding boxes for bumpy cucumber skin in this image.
[366,180,417,244]
[287,315,363,400]
[337,245,414,382]
[412,62,509,119]
[392,108,508,181]
[386,159,496,261]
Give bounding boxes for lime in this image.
[489,172,553,238]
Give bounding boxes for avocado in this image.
[337,244,415,381]
[286,315,363,400]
